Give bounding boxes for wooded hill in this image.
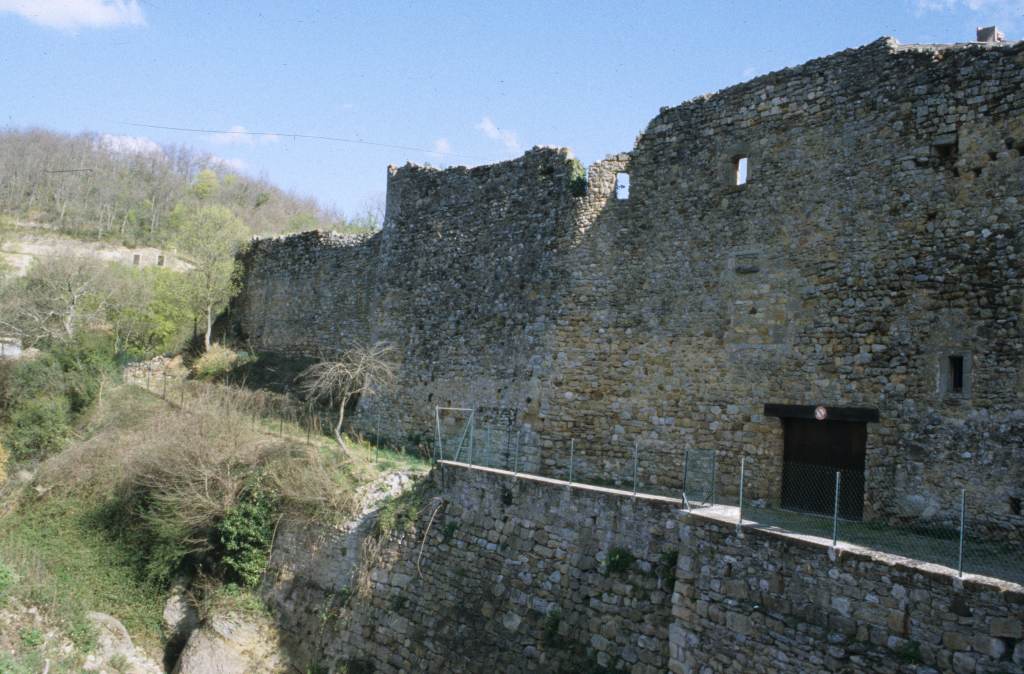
[0,128,377,246]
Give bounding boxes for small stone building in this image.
[234,36,1024,538]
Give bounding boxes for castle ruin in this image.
[235,36,1024,540]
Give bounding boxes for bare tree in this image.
[0,254,113,346]
[297,341,397,451]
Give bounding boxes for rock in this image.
[82,612,162,674]
[173,610,287,674]
[163,580,199,648]
[501,611,522,633]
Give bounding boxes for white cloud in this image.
[917,0,1021,9]
[914,0,1024,28]
[210,156,248,173]
[100,134,162,156]
[475,116,521,155]
[207,125,280,146]
[0,0,145,30]
[432,138,452,155]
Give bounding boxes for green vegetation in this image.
[0,377,429,666]
[542,608,564,648]
[172,203,249,349]
[374,480,430,539]
[192,344,254,381]
[605,547,636,575]
[567,158,587,197]
[0,128,377,246]
[0,332,120,461]
[217,482,279,588]
[0,255,197,361]
[0,496,166,652]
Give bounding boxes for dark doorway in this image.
[781,418,865,519]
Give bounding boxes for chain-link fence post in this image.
[958,488,966,577]
[632,440,639,498]
[832,471,841,548]
[513,429,520,476]
[568,438,574,489]
[710,449,717,506]
[681,449,690,510]
[737,457,746,534]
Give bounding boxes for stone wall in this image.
[262,464,1024,673]
[234,37,1024,534]
[672,512,1024,674]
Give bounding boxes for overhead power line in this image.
[119,122,494,162]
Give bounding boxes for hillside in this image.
[0,128,379,248]
[0,378,428,672]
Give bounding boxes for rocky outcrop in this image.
[172,610,286,674]
[82,612,162,674]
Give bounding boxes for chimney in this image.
[976,26,1005,43]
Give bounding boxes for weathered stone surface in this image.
[234,36,1024,542]
[172,610,287,674]
[262,465,1022,673]
[162,579,199,650]
[82,612,162,674]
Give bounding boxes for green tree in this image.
[174,204,247,350]
[191,169,220,201]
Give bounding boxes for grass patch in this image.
[0,496,165,653]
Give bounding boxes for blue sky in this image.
[1,0,1020,216]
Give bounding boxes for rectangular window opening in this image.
[615,172,630,200]
[735,156,749,186]
[948,355,964,394]
[132,254,141,266]
[157,255,165,267]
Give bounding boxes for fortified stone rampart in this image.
[235,37,1024,536]
[262,464,1024,673]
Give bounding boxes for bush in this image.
[4,395,71,460]
[192,344,250,381]
[0,331,118,461]
[217,482,277,588]
[49,332,118,414]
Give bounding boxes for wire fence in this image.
[124,368,433,462]
[122,371,1023,586]
[434,424,1022,586]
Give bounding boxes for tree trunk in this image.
[204,303,213,350]
[334,397,348,450]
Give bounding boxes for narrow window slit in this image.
[615,173,630,200]
[733,156,749,186]
[948,355,964,394]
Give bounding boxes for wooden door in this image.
[781,418,865,519]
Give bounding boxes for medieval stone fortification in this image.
[236,36,1023,539]
[235,35,1024,674]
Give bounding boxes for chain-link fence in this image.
[440,430,1021,586]
[727,458,1023,586]
[124,374,1023,586]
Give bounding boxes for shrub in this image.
[4,395,71,460]
[49,331,118,414]
[217,481,278,588]
[192,344,248,381]
[605,547,635,575]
